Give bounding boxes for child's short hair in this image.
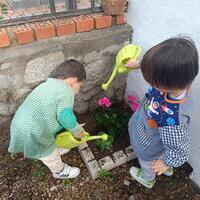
[141,37,199,89]
[50,59,86,81]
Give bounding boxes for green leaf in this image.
[98,170,113,180]
[64,179,71,185]
[96,132,113,151]
[32,166,47,178]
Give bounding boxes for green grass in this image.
[32,167,46,178]
[64,179,72,185]
[32,161,47,178]
[98,170,113,180]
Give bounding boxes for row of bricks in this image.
[79,143,136,179]
[0,14,126,48]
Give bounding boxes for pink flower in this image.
[98,97,112,108]
[130,101,139,111]
[128,95,137,102]
[128,95,139,111]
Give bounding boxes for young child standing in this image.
[127,37,199,188]
[8,59,86,179]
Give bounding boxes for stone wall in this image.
[0,25,132,147]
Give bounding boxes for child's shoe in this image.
[53,164,80,179]
[163,167,173,176]
[129,166,156,189]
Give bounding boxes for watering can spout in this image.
[86,134,108,141]
[55,131,108,149]
[101,66,118,90]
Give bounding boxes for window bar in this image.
[68,0,73,10]
[49,0,56,14]
[71,0,77,11]
[91,0,95,11]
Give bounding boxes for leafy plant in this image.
[0,3,8,12]
[32,166,47,178]
[95,97,131,150]
[31,159,47,178]
[64,179,71,185]
[98,169,113,180]
[96,132,114,151]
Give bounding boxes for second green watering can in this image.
[55,131,108,149]
[102,44,142,90]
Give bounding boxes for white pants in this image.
[39,148,69,173]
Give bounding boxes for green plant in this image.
[32,166,47,178]
[96,132,114,151]
[64,179,72,185]
[31,159,47,178]
[0,2,8,15]
[95,97,131,150]
[98,169,113,180]
[0,2,6,7]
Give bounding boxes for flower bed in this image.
[75,97,140,179]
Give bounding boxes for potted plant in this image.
[101,0,127,15]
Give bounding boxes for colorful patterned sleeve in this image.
[159,124,190,167]
[56,93,83,135]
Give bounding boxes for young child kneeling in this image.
[127,37,199,188]
[8,59,86,179]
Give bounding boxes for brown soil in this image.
[1,106,200,199]
[76,110,130,160]
[1,148,200,200]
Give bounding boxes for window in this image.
[0,0,101,26]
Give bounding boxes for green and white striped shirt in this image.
[8,78,82,158]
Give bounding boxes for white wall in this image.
[126,0,200,186]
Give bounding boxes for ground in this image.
[1,147,200,200]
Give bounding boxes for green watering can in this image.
[55,131,108,149]
[101,44,142,91]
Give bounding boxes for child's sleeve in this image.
[159,124,190,167]
[56,93,83,135]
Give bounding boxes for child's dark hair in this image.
[141,37,199,89]
[50,59,86,81]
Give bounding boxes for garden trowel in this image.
[101,44,142,90]
[55,131,108,149]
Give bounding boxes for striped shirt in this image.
[8,78,82,158]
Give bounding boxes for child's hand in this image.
[74,131,85,139]
[73,126,85,139]
[125,59,140,69]
[151,160,169,175]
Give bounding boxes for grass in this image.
[98,170,113,180]
[32,160,47,178]
[64,179,72,185]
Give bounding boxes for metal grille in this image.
[0,0,101,27]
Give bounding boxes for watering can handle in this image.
[134,46,142,60]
